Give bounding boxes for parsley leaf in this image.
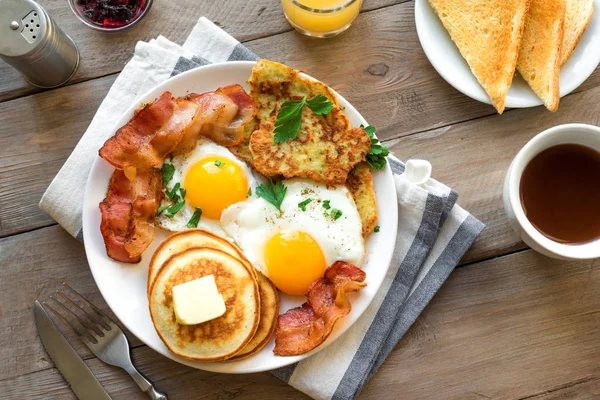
[274,95,334,143]
[165,201,185,218]
[298,198,312,211]
[305,95,333,115]
[247,187,252,198]
[214,160,226,167]
[161,163,175,186]
[361,125,389,170]
[166,183,181,202]
[363,125,376,136]
[156,204,169,216]
[374,225,380,232]
[274,97,306,143]
[330,209,343,220]
[186,207,202,228]
[322,200,331,210]
[256,180,287,210]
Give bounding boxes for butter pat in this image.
[172,275,226,325]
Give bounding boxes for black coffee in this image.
[520,144,600,244]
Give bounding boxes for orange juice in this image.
[281,0,362,38]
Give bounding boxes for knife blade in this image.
[34,300,113,400]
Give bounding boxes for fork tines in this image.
[44,283,112,344]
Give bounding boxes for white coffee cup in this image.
[503,123,600,260]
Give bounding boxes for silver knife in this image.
[34,300,113,400]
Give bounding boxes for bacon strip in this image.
[173,84,256,154]
[98,85,255,261]
[100,86,256,176]
[99,168,163,263]
[99,92,198,179]
[274,261,367,356]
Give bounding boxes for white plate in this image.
[82,61,398,374]
[415,0,600,108]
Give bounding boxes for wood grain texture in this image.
[4,239,600,399]
[2,345,308,400]
[0,76,114,237]
[2,0,597,244]
[0,225,141,382]
[0,0,404,103]
[388,84,600,263]
[2,67,599,259]
[359,250,600,400]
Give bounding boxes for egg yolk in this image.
[264,231,327,295]
[184,156,248,220]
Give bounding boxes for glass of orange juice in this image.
[281,0,363,38]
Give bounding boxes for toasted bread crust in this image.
[517,0,566,112]
[561,0,594,64]
[428,0,531,114]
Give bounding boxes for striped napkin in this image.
[39,17,485,400]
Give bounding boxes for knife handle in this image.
[125,365,167,400]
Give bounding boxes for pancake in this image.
[148,229,256,294]
[149,247,259,361]
[228,272,279,360]
[346,162,378,237]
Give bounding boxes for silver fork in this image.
[45,283,167,400]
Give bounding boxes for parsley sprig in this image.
[166,183,182,202]
[164,201,185,218]
[298,198,312,211]
[161,162,175,186]
[256,180,287,210]
[157,184,187,218]
[329,208,343,220]
[362,125,389,170]
[274,95,333,143]
[186,207,202,228]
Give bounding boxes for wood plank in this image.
[4,238,600,399]
[522,377,600,399]
[0,0,404,103]
[2,346,308,400]
[0,76,114,237]
[360,249,600,399]
[0,225,141,382]
[388,84,600,263]
[1,0,599,249]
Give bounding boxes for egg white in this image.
[220,178,365,276]
[156,137,261,236]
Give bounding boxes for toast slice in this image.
[517,0,566,112]
[561,0,594,64]
[428,0,531,114]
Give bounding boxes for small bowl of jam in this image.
[68,0,153,32]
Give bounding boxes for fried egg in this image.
[157,138,260,235]
[221,178,365,295]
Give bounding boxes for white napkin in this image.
[39,17,484,400]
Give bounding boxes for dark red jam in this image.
[76,0,146,28]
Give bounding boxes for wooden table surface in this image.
[2,0,600,399]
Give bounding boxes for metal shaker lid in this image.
[0,0,48,58]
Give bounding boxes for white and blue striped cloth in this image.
[39,17,485,400]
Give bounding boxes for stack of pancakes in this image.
[147,229,279,361]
